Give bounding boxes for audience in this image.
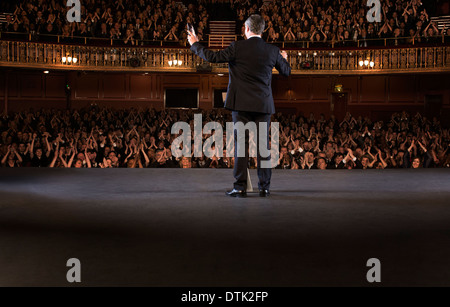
[232,0,448,46]
[1,107,448,169]
[1,0,449,46]
[0,0,210,46]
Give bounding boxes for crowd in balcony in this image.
[0,0,211,46]
[233,0,449,47]
[1,0,449,47]
[1,107,448,169]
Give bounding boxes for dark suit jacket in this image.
[190,37,291,114]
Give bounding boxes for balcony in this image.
[1,34,450,74]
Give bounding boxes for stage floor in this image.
[0,168,449,286]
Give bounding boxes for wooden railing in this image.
[208,35,238,47]
[0,40,449,74]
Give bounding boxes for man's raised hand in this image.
[187,24,199,46]
[280,50,288,60]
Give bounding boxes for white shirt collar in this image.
[247,34,261,39]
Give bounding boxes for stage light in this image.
[177,60,182,66]
[217,73,224,76]
[168,60,173,66]
[62,56,67,63]
[364,60,369,66]
[173,60,178,65]
[73,57,78,64]
[43,70,49,74]
[370,61,374,67]
[313,52,317,56]
[359,60,364,66]
[68,56,72,63]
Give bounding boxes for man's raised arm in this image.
[187,26,235,63]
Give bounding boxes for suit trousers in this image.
[232,111,272,191]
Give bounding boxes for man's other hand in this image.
[280,50,288,60]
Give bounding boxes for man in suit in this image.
[187,14,291,198]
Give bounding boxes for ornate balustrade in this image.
[0,39,449,74]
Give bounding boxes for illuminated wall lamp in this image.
[62,56,78,65]
[359,59,375,69]
[168,59,182,67]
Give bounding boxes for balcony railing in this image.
[0,38,449,74]
[1,31,449,48]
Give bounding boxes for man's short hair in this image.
[317,157,326,164]
[245,14,265,35]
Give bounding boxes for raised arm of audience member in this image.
[84,147,91,168]
[367,146,376,161]
[171,31,178,41]
[125,128,134,142]
[424,20,439,37]
[91,134,98,150]
[44,134,52,157]
[29,133,36,158]
[404,139,416,168]
[368,153,377,168]
[140,143,150,167]
[59,148,69,168]
[430,148,440,166]
[348,134,358,147]
[309,29,317,41]
[67,146,76,168]
[124,144,134,163]
[378,149,388,168]
[385,149,397,167]
[378,23,387,36]
[49,143,60,168]
[320,29,327,41]
[1,146,11,165]
[137,152,144,168]
[417,140,432,168]
[409,139,417,156]
[343,148,356,165]
[129,151,138,168]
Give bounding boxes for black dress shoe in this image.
[226,189,247,198]
[259,189,270,197]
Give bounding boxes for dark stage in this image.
[0,168,449,286]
